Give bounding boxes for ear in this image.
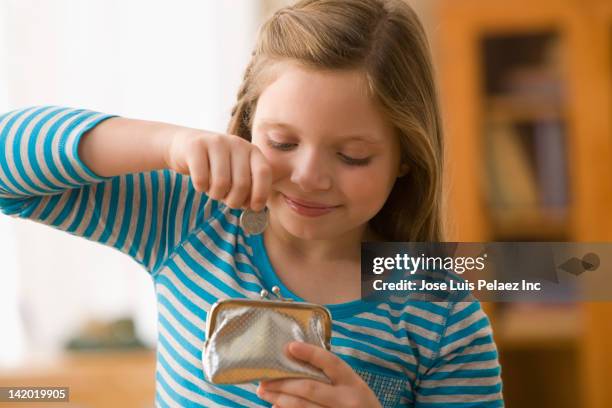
[397,163,410,178]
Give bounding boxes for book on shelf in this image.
[484,119,569,216]
[485,120,539,209]
[534,119,568,209]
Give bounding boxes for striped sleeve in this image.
[415,301,504,407]
[0,106,222,275]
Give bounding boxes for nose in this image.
[289,148,332,192]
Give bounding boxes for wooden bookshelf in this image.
[494,304,581,349]
[486,93,563,122]
[435,1,612,407]
[489,207,569,240]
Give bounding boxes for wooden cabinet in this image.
[434,1,612,407]
[0,351,156,408]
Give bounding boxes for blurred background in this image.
[0,0,610,407]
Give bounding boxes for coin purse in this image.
[202,286,333,385]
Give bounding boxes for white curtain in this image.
[0,0,261,365]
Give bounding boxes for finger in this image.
[223,143,251,209]
[249,147,272,212]
[239,192,252,210]
[187,148,210,192]
[257,389,323,408]
[287,342,353,384]
[206,135,231,200]
[259,379,336,406]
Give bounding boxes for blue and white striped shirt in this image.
[0,106,504,407]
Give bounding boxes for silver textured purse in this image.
[202,286,333,385]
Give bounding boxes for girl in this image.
[0,0,503,406]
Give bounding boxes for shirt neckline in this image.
[246,230,381,319]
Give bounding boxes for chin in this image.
[281,217,333,240]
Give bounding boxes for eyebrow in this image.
[257,120,382,145]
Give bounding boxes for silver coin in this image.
[240,207,269,235]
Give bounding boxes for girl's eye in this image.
[339,154,371,166]
[267,141,295,151]
[267,140,372,167]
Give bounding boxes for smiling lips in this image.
[281,194,340,217]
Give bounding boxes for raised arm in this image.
[78,114,183,178]
[0,107,218,275]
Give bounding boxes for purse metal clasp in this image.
[260,285,293,302]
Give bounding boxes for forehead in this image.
[252,63,395,143]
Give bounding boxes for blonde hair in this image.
[228,0,444,242]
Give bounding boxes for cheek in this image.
[339,167,394,207]
[265,155,292,184]
[251,141,288,183]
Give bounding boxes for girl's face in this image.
[251,62,404,241]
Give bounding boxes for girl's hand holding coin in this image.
[165,129,273,213]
